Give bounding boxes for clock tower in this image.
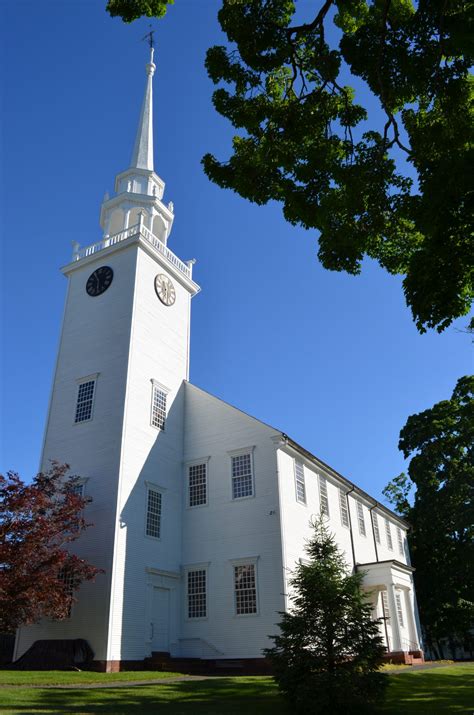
[15,48,200,669]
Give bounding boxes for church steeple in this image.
[98,47,175,246]
[130,48,156,171]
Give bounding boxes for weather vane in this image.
[142,25,155,50]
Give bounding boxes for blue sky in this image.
[1,0,471,501]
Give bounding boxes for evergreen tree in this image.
[265,520,387,714]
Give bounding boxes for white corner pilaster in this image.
[387,583,402,651]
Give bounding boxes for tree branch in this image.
[287,0,334,36]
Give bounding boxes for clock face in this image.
[154,274,176,306]
[86,266,113,297]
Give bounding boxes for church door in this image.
[151,587,170,652]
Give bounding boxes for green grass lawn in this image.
[380,664,474,714]
[0,664,472,714]
[0,670,181,685]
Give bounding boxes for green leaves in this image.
[384,377,474,655]
[105,0,472,330]
[106,0,173,23]
[203,0,473,332]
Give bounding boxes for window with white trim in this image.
[58,567,75,618]
[66,478,86,499]
[67,480,86,499]
[145,487,162,538]
[385,519,393,550]
[381,591,390,622]
[188,463,207,507]
[294,460,306,504]
[151,384,167,430]
[356,501,366,536]
[234,563,257,615]
[75,379,96,423]
[395,593,405,628]
[339,489,349,527]
[397,527,404,556]
[231,453,253,499]
[319,475,329,517]
[372,512,381,544]
[187,569,207,619]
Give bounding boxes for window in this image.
[397,527,404,556]
[372,512,381,544]
[58,568,75,597]
[356,501,366,536]
[151,383,167,430]
[234,564,257,615]
[395,593,405,628]
[231,453,253,499]
[319,475,329,517]
[294,460,306,504]
[146,488,162,538]
[381,591,390,622]
[66,478,86,498]
[187,569,206,619]
[385,519,393,550]
[70,484,84,497]
[75,379,96,423]
[189,463,207,507]
[339,489,349,527]
[58,567,75,618]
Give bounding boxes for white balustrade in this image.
[73,223,192,278]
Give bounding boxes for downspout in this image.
[345,487,356,569]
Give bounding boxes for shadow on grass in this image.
[0,677,289,715]
[2,666,473,715]
[380,668,474,714]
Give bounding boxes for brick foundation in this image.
[92,656,273,675]
[92,660,147,673]
[383,650,424,665]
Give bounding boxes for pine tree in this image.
[265,519,387,714]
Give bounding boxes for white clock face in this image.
[154,274,176,306]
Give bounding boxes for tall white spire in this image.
[99,44,175,246]
[130,47,156,171]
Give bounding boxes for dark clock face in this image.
[86,266,113,297]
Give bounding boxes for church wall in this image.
[277,449,355,584]
[276,448,410,599]
[106,244,191,662]
[15,245,139,662]
[180,383,284,659]
[370,508,410,565]
[348,495,378,564]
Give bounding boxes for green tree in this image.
[264,519,387,714]
[107,0,473,333]
[383,376,474,658]
[106,0,172,23]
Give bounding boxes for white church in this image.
[14,49,423,672]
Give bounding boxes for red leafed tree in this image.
[0,462,101,632]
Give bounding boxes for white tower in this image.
[14,49,200,670]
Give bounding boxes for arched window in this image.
[108,208,124,236]
[129,207,148,229]
[152,214,167,243]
